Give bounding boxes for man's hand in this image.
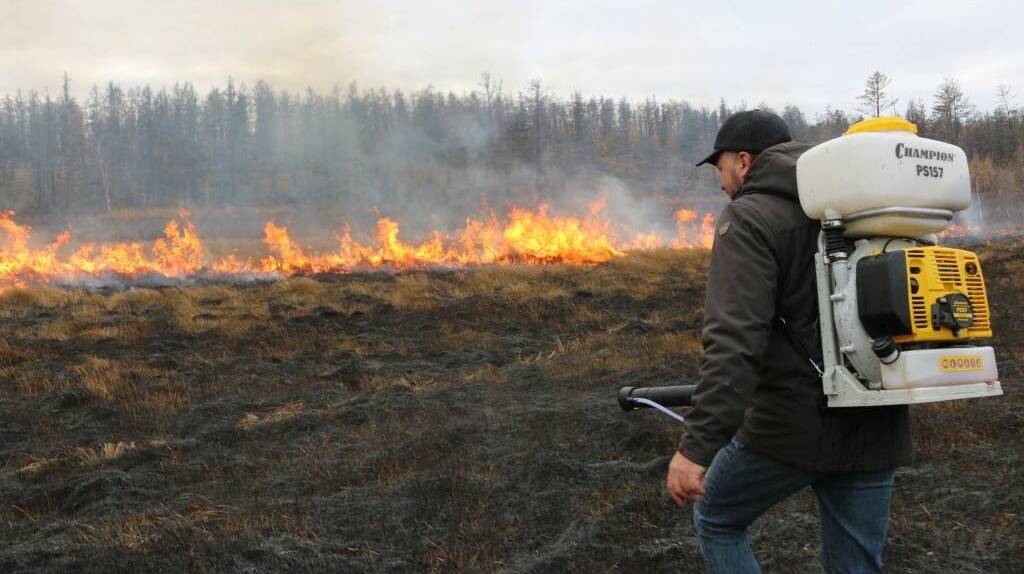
[667,451,706,506]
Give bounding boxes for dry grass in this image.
[15,440,165,478]
[460,264,578,303]
[13,368,68,396]
[582,248,707,297]
[74,509,170,550]
[0,340,31,367]
[459,363,510,386]
[427,328,506,354]
[653,331,704,354]
[911,398,1007,455]
[0,244,997,440]
[69,441,141,467]
[0,284,77,313]
[77,323,149,344]
[0,248,705,401]
[72,357,132,402]
[237,401,308,430]
[268,276,327,300]
[388,273,446,310]
[537,327,702,380]
[105,288,166,314]
[1,243,1020,573]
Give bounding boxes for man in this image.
[667,110,912,573]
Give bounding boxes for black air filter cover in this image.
[857,251,914,338]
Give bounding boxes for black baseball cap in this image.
[696,109,792,167]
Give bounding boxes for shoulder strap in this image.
[773,316,823,376]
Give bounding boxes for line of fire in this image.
[0,204,719,286]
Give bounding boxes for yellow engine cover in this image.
[856,246,992,343]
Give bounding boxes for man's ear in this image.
[737,151,754,178]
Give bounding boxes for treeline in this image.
[1,73,1022,222]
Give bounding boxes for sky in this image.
[2,0,1021,118]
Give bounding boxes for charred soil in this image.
[0,245,1021,573]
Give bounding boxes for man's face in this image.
[714,151,751,198]
[714,152,743,197]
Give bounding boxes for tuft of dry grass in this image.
[67,296,106,323]
[72,357,130,401]
[106,288,166,314]
[12,368,67,396]
[460,264,578,303]
[237,401,308,430]
[77,323,149,344]
[387,273,446,310]
[359,373,442,393]
[16,441,152,478]
[0,340,31,367]
[536,328,702,381]
[69,441,140,467]
[580,248,708,299]
[268,276,327,301]
[0,284,75,313]
[459,363,510,385]
[74,510,167,550]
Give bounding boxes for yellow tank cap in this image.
[843,116,919,136]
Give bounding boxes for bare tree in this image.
[994,85,1017,162]
[996,84,1016,118]
[857,71,898,117]
[527,79,548,189]
[477,72,502,120]
[932,77,974,144]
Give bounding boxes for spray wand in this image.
[617,384,696,423]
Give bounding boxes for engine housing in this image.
[856,245,992,343]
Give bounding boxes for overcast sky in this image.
[3,0,1021,118]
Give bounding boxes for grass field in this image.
[0,244,1020,573]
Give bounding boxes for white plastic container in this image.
[879,346,998,389]
[796,117,972,237]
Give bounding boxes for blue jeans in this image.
[693,439,895,574]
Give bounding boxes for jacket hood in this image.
[733,141,812,202]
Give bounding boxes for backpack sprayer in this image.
[620,117,1002,416]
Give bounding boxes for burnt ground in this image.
[0,245,1020,573]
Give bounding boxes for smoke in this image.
[2,0,743,256]
[944,194,1024,242]
[0,1,524,100]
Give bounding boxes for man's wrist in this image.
[677,442,712,468]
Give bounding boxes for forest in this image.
[1,72,1021,230]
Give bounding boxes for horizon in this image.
[0,71,1006,124]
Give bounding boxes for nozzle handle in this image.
[618,385,697,411]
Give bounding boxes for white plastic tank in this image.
[879,346,998,389]
[796,117,972,237]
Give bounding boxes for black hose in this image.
[618,385,697,411]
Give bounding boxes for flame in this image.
[153,213,205,275]
[672,209,716,250]
[0,212,72,280]
[938,223,1015,240]
[0,203,717,284]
